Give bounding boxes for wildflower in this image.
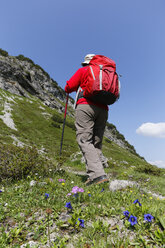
[77,218,85,228]
[133,199,142,206]
[48,178,53,182]
[67,193,72,197]
[62,183,65,186]
[149,197,153,200]
[0,190,2,193]
[71,186,84,194]
[71,186,79,194]
[78,187,84,193]
[65,202,72,210]
[128,215,138,226]
[58,179,65,183]
[30,180,37,187]
[130,190,133,193]
[45,193,49,199]
[87,191,91,197]
[123,210,130,217]
[101,188,104,192]
[144,214,154,222]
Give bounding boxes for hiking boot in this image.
[85,175,109,186]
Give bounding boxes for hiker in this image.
[64,54,110,186]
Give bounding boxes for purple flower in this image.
[45,193,49,199]
[71,186,79,194]
[67,193,72,197]
[78,218,85,228]
[101,188,104,192]
[133,199,142,206]
[88,193,91,197]
[144,214,154,222]
[78,187,84,193]
[58,179,65,182]
[65,202,72,210]
[128,215,138,226]
[123,210,130,217]
[71,186,84,194]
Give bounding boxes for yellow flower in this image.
[62,183,65,186]
[142,194,144,196]
[130,190,132,193]
[149,197,153,200]
[87,191,90,194]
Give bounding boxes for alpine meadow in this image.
[0,49,165,248]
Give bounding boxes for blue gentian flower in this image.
[45,193,49,199]
[123,210,130,217]
[133,199,142,206]
[65,202,72,210]
[101,188,104,192]
[78,218,85,228]
[144,214,154,222]
[128,215,138,226]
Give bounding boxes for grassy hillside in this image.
[0,88,165,247]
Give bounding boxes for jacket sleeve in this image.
[65,68,83,93]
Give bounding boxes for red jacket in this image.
[65,66,108,110]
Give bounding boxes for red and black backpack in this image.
[83,55,120,105]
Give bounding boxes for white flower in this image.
[30,180,37,187]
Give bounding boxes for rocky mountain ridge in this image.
[0,49,140,157]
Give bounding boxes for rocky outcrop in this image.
[0,54,74,112]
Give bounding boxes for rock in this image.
[109,180,138,192]
[0,55,74,112]
[20,241,39,248]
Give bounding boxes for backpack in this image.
[83,55,120,105]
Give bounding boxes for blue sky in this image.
[1,0,165,168]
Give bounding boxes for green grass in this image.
[0,171,165,247]
[0,88,165,247]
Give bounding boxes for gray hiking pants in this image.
[75,104,108,180]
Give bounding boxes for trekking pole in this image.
[59,93,69,156]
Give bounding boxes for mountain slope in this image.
[0,49,165,248]
[0,49,140,155]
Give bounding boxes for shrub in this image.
[52,122,60,128]
[136,163,162,176]
[104,137,111,144]
[52,113,64,124]
[0,48,8,57]
[16,54,34,64]
[34,64,50,78]
[0,142,55,181]
[51,113,76,130]
[106,122,116,130]
[16,55,50,78]
[66,119,76,131]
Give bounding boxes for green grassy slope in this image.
[0,88,165,247]
[0,88,164,194]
